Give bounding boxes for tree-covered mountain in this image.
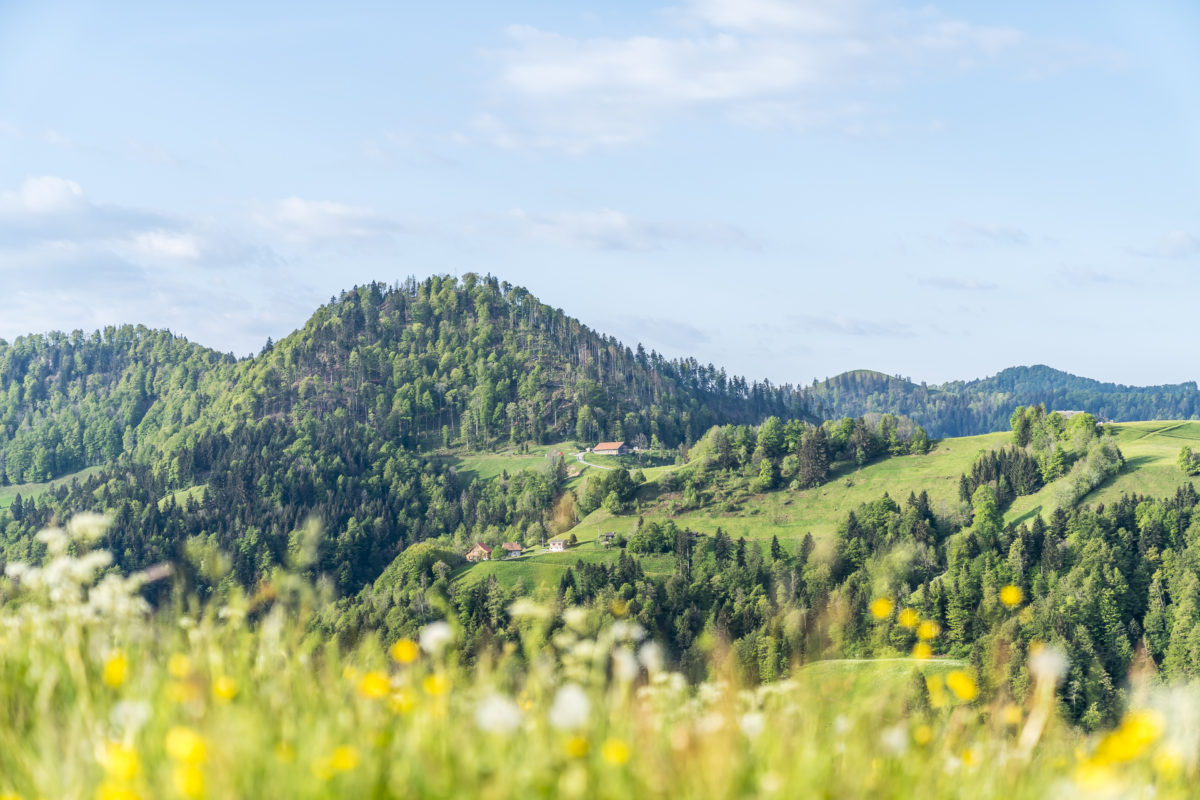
[803,366,1200,437]
[0,274,812,486]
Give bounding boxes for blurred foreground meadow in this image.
[0,516,1192,799]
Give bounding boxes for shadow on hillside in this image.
[1008,504,1043,528]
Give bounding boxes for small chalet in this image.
[593,441,628,456]
[601,532,617,546]
[547,540,566,552]
[465,543,493,562]
[501,542,523,559]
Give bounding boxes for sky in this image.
[1,0,1198,388]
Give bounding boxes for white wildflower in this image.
[110,700,152,735]
[563,606,588,632]
[66,512,111,542]
[548,684,591,730]
[419,621,453,655]
[638,641,663,675]
[1029,645,1069,683]
[475,693,522,733]
[880,723,908,756]
[610,621,645,641]
[739,712,765,739]
[508,598,551,619]
[612,649,638,684]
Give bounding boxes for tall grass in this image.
[0,516,1192,798]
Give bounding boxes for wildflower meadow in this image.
[0,516,1192,799]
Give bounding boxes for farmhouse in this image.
[465,543,492,562]
[601,532,617,546]
[501,542,523,559]
[593,441,628,456]
[548,540,565,552]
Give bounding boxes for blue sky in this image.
[1,0,1198,387]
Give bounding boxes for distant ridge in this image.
[803,365,1200,437]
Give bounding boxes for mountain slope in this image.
[804,366,1200,437]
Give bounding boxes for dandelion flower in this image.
[95,782,141,800]
[869,598,894,620]
[916,621,941,641]
[330,745,360,772]
[172,764,204,799]
[564,736,590,758]
[167,654,192,679]
[419,621,453,655]
[1000,585,1024,608]
[912,724,933,745]
[389,689,415,713]
[357,671,390,700]
[422,674,450,696]
[165,726,207,764]
[911,643,933,660]
[102,650,129,689]
[548,684,591,730]
[99,741,140,781]
[212,675,238,702]
[601,739,630,765]
[389,639,420,664]
[1096,709,1164,763]
[475,693,522,733]
[945,670,979,702]
[897,608,920,629]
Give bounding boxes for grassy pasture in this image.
[0,466,105,510]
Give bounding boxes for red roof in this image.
[469,543,492,553]
[501,542,522,551]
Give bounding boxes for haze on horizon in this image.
[1,0,1198,388]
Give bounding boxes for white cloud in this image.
[790,313,914,338]
[1129,230,1200,259]
[129,230,204,261]
[509,207,754,251]
[5,176,86,214]
[480,0,1033,149]
[256,196,400,244]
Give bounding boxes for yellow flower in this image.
[389,689,415,714]
[1002,703,1023,726]
[564,736,590,758]
[330,746,360,772]
[102,650,129,689]
[911,643,933,660]
[95,782,141,800]
[916,621,941,641]
[165,681,202,705]
[99,741,140,781]
[912,724,933,745]
[1000,585,1024,608]
[357,670,391,700]
[945,670,979,702]
[1154,747,1184,780]
[212,675,238,703]
[172,764,204,799]
[897,608,920,629]
[610,598,628,617]
[389,639,420,664]
[961,747,978,767]
[423,674,450,696]
[1074,760,1116,791]
[1096,709,1164,763]
[165,727,207,764]
[601,739,630,765]
[869,598,894,620]
[167,654,192,679]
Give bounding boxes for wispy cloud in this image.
[473,0,1113,150]
[789,313,914,338]
[1127,230,1200,259]
[1056,266,1138,286]
[918,275,998,291]
[254,196,402,246]
[509,207,755,251]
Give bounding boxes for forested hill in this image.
[0,273,812,485]
[803,366,1200,437]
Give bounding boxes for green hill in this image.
[804,366,1200,437]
